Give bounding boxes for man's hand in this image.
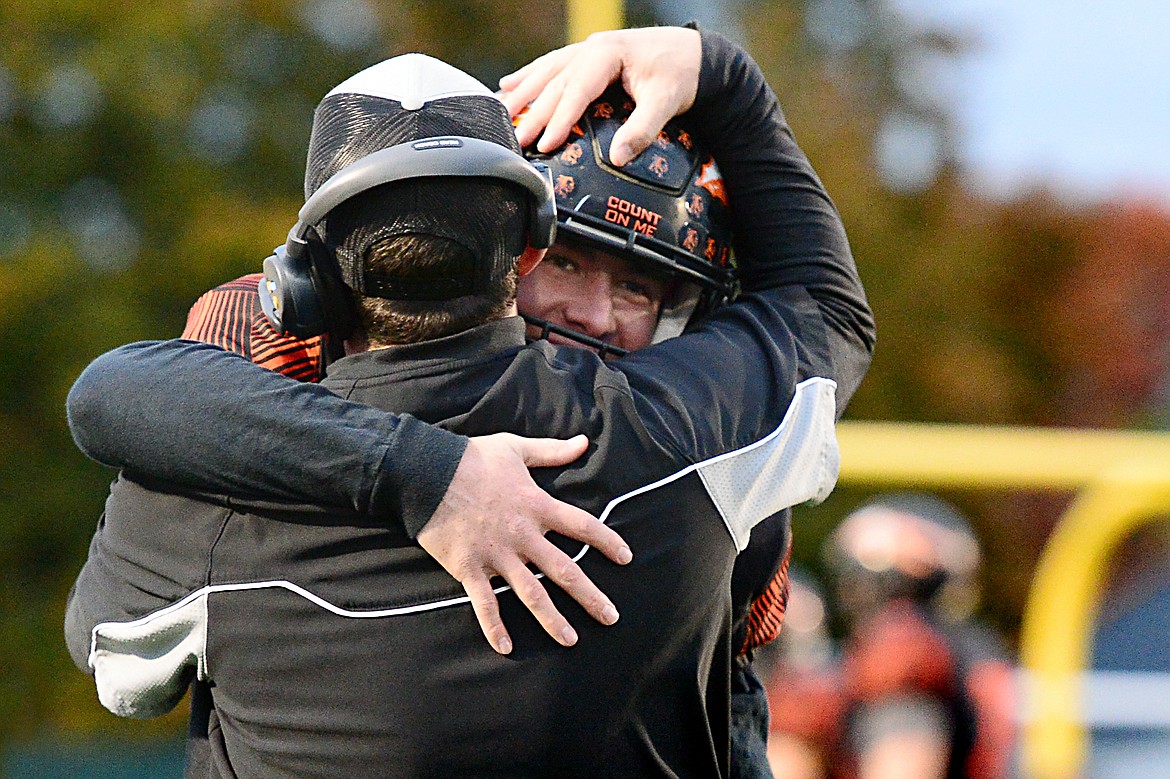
[417,433,632,655]
[499,26,702,166]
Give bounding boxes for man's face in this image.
[517,239,669,354]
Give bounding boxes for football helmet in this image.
[522,86,737,352]
[826,493,983,623]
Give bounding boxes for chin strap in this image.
[520,314,630,359]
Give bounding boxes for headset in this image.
[259,135,557,340]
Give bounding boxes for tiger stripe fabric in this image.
[741,547,791,655]
[182,274,325,382]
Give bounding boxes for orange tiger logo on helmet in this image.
[647,155,669,178]
[559,142,584,165]
[554,175,576,198]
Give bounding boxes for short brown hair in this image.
[355,233,518,346]
[323,177,527,345]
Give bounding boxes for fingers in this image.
[535,78,611,153]
[421,432,631,654]
[508,432,589,468]
[501,46,576,150]
[502,432,636,566]
[498,559,580,647]
[526,539,621,628]
[512,76,565,150]
[498,47,571,116]
[608,92,679,166]
[498,45,568,99]
[463,574,513,655]
[546,497,633,566]
[502,27,702,160]
[501,41,622,152]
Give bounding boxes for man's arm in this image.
[682,26,875,409]
[505,27,875,414]
[67,341,629,655]
[68,340,462,522]
[503,29,874,559]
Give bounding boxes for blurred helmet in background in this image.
[825,492,983,623]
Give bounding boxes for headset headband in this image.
[263,134,557,340]
[291,135,556,249]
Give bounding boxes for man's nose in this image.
[563,274,616,337]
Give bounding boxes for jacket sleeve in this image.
[67,340,467,536]
[64,561,199,719]
[678,27,874,411]
[626,26,874,428]
[610,29,874,549]
[64,475,234,718]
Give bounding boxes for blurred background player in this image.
[824,493,1016,779]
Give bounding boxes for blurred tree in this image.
[1039,201,1170,427]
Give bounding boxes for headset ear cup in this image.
[307,248,359,342]
[258,252,284,330]
[261,244,328,338]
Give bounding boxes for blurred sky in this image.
[659,0,1170,206]
[890,0,1170,206]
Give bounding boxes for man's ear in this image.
[518,245,546,277]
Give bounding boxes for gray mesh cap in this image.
[305,54,527,299]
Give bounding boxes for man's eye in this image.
[619,279,660,304]
[621,280,650,298]
[548,255,577,271]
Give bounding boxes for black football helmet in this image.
[522,85,737,352]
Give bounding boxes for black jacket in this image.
[67,312,845,778]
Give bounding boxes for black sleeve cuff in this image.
[366,416,468,539]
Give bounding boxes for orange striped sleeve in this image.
[251,313,325,382]
[182,273,325,382]
[741,548,792,655]
[182,275,262,356]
